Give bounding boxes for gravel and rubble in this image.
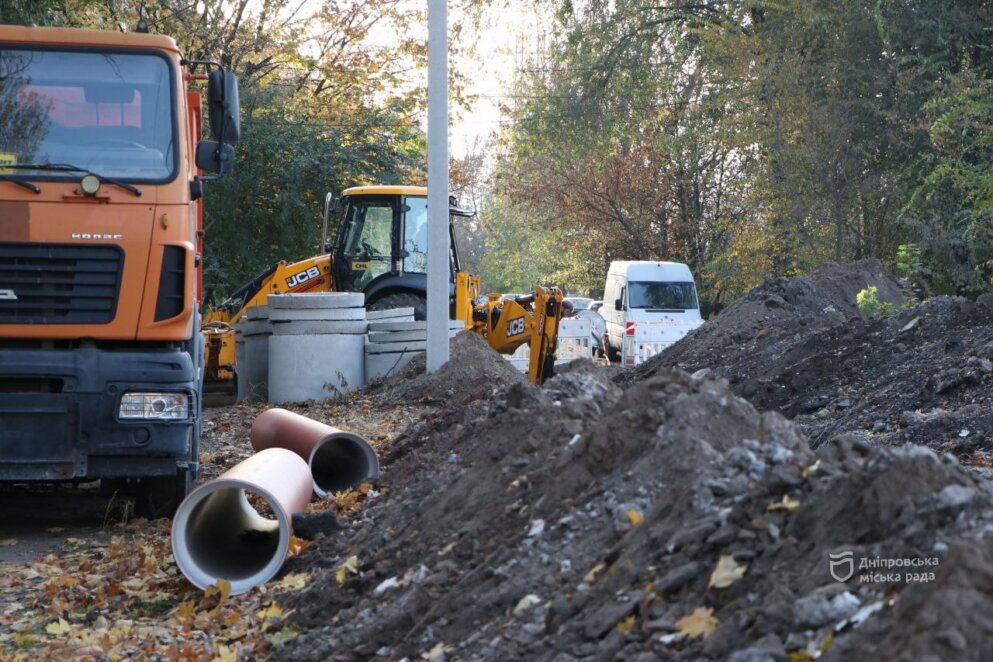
[271,316,993,660]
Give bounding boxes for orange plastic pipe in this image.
[250,408,380,497]
[170,447,312,594]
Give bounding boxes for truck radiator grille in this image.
[0,243,123,324]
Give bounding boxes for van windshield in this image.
[628,281,698,310]
[0,48,175,182]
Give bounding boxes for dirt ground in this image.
[5,261,993,660]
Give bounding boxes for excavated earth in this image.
[267,267,993,661]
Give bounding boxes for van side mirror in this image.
[614,298,623,311]
[207,71,241,142]
[700,300,713,318]
[196,140,235,175]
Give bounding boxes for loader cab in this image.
[330,185,469,318]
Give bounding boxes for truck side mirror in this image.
[207,71,241,143]
[614,298,623,311]
[196,140,235,175]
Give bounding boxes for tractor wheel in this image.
[368,293,427,321]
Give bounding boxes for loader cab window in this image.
[0,48,176,182]
[403,196,428,273]
[338,198,394,291]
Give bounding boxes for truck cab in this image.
[0,26,238,515]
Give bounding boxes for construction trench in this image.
[169,259,993,660]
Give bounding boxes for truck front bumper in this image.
[0,346,199,481]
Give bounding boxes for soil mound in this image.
[381,330,528,406]
[624,259,903,387]
[274,367,993,660]
[630,263,993,460]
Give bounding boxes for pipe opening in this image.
[173,482,289,592]
[310,434,379,497]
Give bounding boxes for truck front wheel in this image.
[135,468,193,519]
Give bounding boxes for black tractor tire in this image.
[605,336,620,363]
[135,468,193,519]
[368,292,427,321]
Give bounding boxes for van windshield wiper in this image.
[0,174,40,193]
[6,163,142,197]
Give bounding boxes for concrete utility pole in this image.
[426,0,449,373]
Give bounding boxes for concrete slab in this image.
[366,350,421,381]
[366,308,415,321]
[270,320,369,336]
[268,292,365,309]
[365,340,428,354]
[269,307,366,322]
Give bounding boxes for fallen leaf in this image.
[676,606,718,638]
[767,495,801,513]
[512,594,542,617]
[626,509,644,526]
[256,604,284,621]
[583,562,606,583]
[45,618,72,636]
[708,555,747,589]
[175,600,196,618]
[288,536,314,557]
[0,539,17,546]
[335,556,358,586]
[616,614,636,634]
[278,572,310,590]
[212,645,236,662]
[270,626,299,646]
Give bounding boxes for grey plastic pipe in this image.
[171,447,312,595]
[250,407,380,498]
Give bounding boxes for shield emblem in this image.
[829,550,855,583]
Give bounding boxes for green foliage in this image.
[496,0,993,304]
[856,286,896,319]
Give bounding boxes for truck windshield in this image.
[628,281,698,310]
[0,48,175,182]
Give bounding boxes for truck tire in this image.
[135,468,193,519]
[368,292,427,321]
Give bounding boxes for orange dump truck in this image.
[0,26,239,515]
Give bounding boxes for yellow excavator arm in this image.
[467,286,564,385]
[202,254,333,397]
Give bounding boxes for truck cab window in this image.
[0,48,175,182]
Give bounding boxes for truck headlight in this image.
[119,392,190,421]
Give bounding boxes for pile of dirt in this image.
[273,365,993,660]
[375,331,528,407]
[633,263,993,461]
[624,259,904,386]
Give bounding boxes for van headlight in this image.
[119,392,190,420]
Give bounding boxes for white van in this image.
[601,261,703,365]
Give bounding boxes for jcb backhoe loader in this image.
[203,186,564,395]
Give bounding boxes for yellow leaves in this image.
[256,603,284,621]
[199,578,231,611]
[767,495,801,514]
[626,509,644,526]
[336,556,359,586]
[175,600,196,618]
[277,573,309,591]
[708,555,748,589]
[583,561,607,583]
[288,536,314,557]
[45,618,72,636]
[676,606,719,639]
[616,615,637,634]
[212,645,237,662]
